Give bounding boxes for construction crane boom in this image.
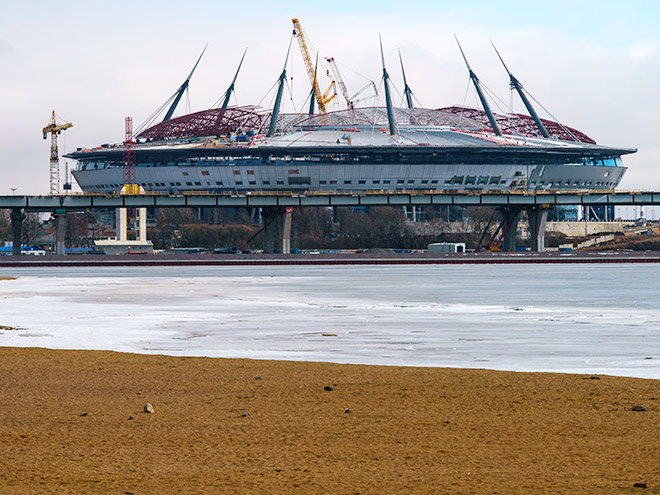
[292,18,336,114]
[42,111,73,195]
[325,57,351,108]
[326,57,378,110]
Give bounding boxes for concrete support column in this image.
[501,209,522,252]
[262,207,292,254]
[138,207,147,241]
[528,208,548,252]
[55,212,66,256]
[116,208,127,241]
[10,209,23,256]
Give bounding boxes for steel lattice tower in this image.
[123,117,136,189]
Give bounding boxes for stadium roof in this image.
[136,105,595,144]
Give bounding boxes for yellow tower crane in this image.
[292,18,336,114]
[42,111,73,195]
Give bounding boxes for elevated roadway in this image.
[1,190,660,210]
[2,190,656,256]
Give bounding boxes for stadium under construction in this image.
[51,21,638,253]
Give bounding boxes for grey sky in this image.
[1,1,659,193]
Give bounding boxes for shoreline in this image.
[2,250,660,267]
[0,346,657,494]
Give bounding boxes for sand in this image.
[0,347,658,494]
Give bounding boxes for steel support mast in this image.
[268,39,292,137]
[380,36,397,136]
[162,46,207,122]
[399,50,415,110]
[455,37,502,137]
[218,49,247,113]
[491,41,549,138]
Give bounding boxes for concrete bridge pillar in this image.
[528,208,548,252]
[116,207,127,241]
[10,209,23,256]
[501,209,522,252]
[262,207,292,254]
[55,211,66,255]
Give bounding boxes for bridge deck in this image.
[0,190,658,211]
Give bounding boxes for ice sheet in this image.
[0,264,659,379]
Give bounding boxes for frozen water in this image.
[0,264,659,379]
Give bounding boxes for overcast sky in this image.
[1,0,659,194]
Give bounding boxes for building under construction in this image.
[66,21,635,197]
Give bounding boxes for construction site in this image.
[0,18,650,258]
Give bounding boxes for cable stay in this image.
[524,89,581,142]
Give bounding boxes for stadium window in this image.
[201,171,210,176]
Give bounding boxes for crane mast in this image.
[42,111,73,195]
[292,18,336,114]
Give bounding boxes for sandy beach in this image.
[0,347,657,494]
